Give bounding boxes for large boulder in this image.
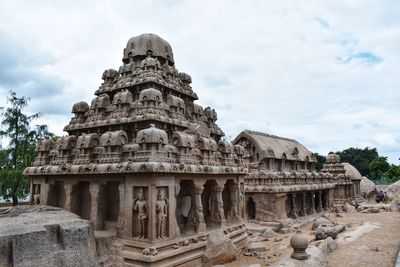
[386,180,400,203]
[204,229,237,266]
[360,176,375,197]
[0,205,98,267]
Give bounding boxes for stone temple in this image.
[22,33,362,267]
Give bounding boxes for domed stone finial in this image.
[326,153,340,164]
[290,230,309,260]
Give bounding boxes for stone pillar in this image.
[192,184,206,233]
[124,185,133,238]
[300,192,307,216]
[322,191,328,211]
[148,184,156,242]
[316,191,323,212]
[227,182,240,222]
[39,183,50,205]
[275,193,289,219]
[289,193,298,219]
[214,183,227,226]
[308,192,316,215]
[64,183,75,212]
[117,183,125,236]
[89,183,103,230]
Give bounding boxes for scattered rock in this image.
[364,208,380,213]
[245,222,269,235]
[260,221,282,232]
[278,227,290,234]
[312,217,333,230]
[390,201,399,212]
[334,224,346,234]
[335,206,344,213]
[322,213,338,224]
[274,237,283,242]
[292,219,309,230]
[247,241,268,253]
[314,236,337,256]
[262,228,278,238]
[343,203,357,213]
[315,225,338,240]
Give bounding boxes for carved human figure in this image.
[133,188,148,238]
[32,185,40,205]
[155,189,168,239]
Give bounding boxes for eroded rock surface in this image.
[360,177,375,197]
[0,206,98,267]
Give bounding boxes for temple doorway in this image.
[247,197,256,219]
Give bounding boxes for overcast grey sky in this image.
[0,0,399,163]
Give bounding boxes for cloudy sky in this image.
[0,0,399,163]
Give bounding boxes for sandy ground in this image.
[326,212,400,267]
[229,212,400,267]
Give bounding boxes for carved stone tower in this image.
[25,33,248,266]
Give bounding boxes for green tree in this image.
[369,156,390,181]
[0,91,52,205]
[313,153,326,171]
[384,164,400,183]
[336,147,379,178]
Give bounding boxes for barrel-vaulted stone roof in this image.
[233,130,317,162]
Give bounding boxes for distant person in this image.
[376,190,382,203]
[383,192,388,203]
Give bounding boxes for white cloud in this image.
[0,0,399,163]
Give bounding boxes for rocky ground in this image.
[225,210,400,267]
[326,212,400,267]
